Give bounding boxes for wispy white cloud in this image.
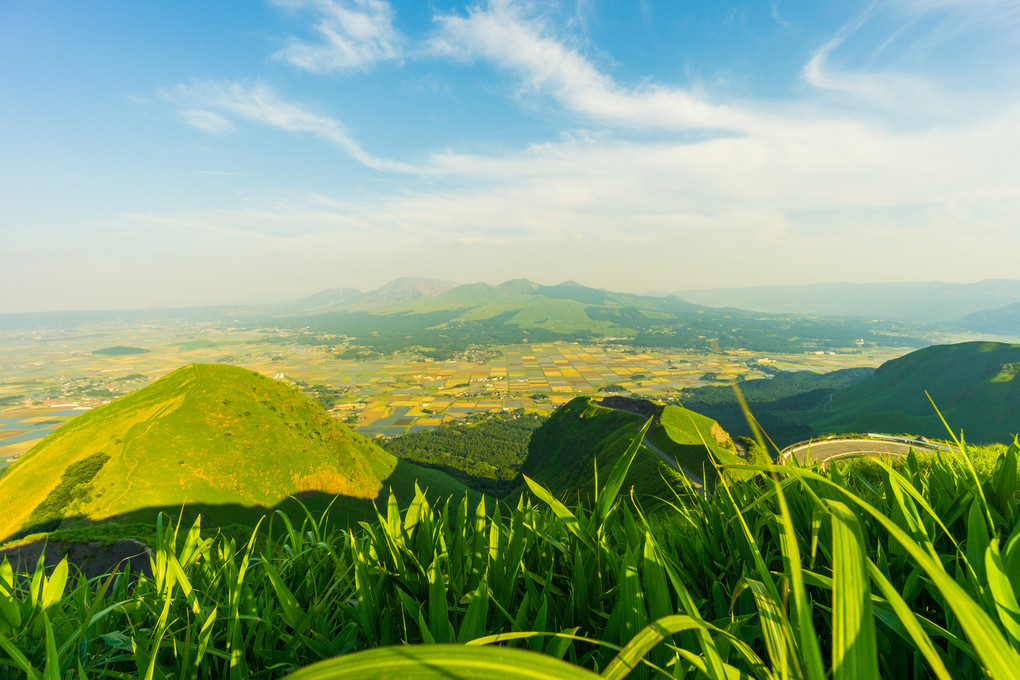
[271,0,403,73]
[429,0,753,132]
[121,91,1020,290]
[164,80,415,172]
[141,0,1020,294]
[770,1,791,29]
[895,0,1020,18]
[800,3,948,114]
[179,109,233,134]
[803,0,1020,119]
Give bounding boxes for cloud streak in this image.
[430,0,755,132]
[271,0,404,73]
[144,0,1020,294]
[164,80,415,172]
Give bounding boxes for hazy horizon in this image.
[4,1,1020,313]
[3,274,1020,317]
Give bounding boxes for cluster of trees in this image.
[383,411,547,494]
[91,346,149,355]
[679,367,874,407]
[297,383,354,410]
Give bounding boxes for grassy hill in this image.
[956,300,1020,336]
[0,364,465,541]
[792,341,1020,444]
[519,396,756,503]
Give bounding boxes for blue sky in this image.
[2,0,1019,312]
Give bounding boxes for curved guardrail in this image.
[778,432,954,465]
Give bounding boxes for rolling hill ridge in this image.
[793,341,1020,444]
[672,279,1020,324]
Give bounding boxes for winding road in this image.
[780,434,947,466]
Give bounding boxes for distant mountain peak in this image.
[347,277,459,310]
[367,277,458,298]
[497,279,540,293]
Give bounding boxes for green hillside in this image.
[794,341,1020,443]
[519,396,754,503]
[957,300,1020,336]
[677,367,874,448]
[0,364,465,541]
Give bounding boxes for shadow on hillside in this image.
[1,459,475,575]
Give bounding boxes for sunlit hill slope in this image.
[0,364,465,541]
[519,396,758,502]
[795,341,1020,443]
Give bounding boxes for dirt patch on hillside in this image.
[0,539,152,580]
[710,423,734,449]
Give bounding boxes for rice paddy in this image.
[0,322,908,468]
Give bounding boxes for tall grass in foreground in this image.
[1,434,1019,678]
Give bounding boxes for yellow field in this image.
[0,322,916,462]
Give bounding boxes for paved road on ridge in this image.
[596,403,708,496]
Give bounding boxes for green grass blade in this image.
[596,418,653,524]
[738,578,791,678]
[828,500,879,680]
[0,629,41,680]
[42,612,59,680]
[601,614,703,680]
[986,541,1020,652]
[523,475,595,551]
[191,606,218,680]
[280,644,603,679]
[926,393,995,532]
[40,559,68,611]
[866,562,953,680]
[428,559,452,644]
[673,648,756,680]
[262,558,304,631]
[457,577,490,644]
[773,480,825,680]
[782,464,1020,679]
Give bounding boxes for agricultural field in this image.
[0,321,910,467]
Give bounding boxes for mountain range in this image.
[6,277,1006,345]
[270,278,929,357]
[670,279,1020,329]
[6,277,1020,336]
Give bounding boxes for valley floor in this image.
[0,321,910,467]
